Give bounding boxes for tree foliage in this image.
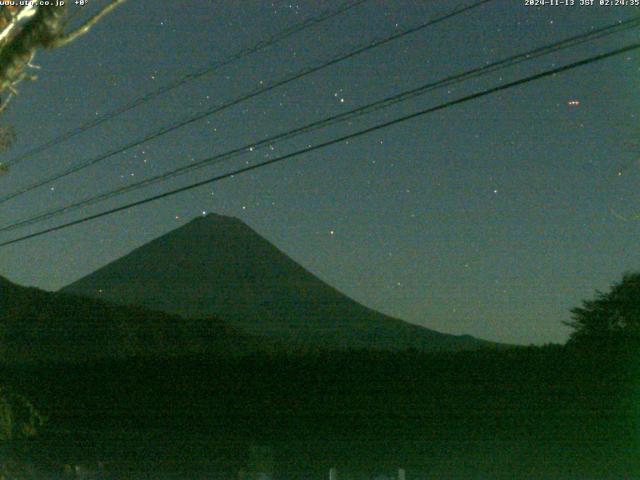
[565,272,640,348]
[0,388,44,442]
[0,388,45,480]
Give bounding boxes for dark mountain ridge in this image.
[63,213,496,351]
[0,275,262,364]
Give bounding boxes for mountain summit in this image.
[63,214,492,351]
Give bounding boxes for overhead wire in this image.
[1,0,372,169]
[1,15,638,234]
[2,41,638,247]
[0,0,493,204]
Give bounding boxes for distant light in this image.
[567,99,580,107]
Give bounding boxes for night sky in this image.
[0,0,638,345]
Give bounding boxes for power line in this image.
[0,0,493,205]
[2,41,638,248]
[2,16,638,234]
[1,0,371,169]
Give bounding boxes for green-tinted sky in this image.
[0,0,638,344]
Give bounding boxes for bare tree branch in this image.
[0,1,126,99]
[0,6,67,97]
[51,0,127,48]
[0,5,36,46]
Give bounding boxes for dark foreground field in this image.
[1,345,638,479]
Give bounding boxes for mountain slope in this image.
[0,275,262,363]
[63,213,494,351]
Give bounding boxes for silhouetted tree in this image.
[565,272,640,349]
